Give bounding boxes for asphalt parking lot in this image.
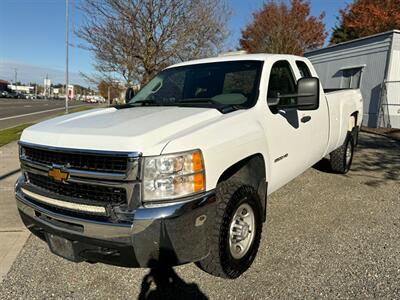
[0,98,93,129]
[0,132,399,299]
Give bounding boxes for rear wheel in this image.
[330,132,354,174]
[196,180,262,279]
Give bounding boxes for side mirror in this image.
[125,87,135,102]
[297,77,319,110]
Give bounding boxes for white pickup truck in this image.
[15,54,362,279]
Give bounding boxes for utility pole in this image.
[14,68,17,91]
[65,0,69,113]
[45,73,49,98]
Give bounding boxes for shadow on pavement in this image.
[312,133,400,187]
[138,266,207,300]
[313,133,400,187]
[138,218,208,299]
[351,134,400,187]
[312,158,333,173]
[0,168,20,181]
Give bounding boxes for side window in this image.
[296,61,312,78]
[267,60,297,109]
[341,68,362,89]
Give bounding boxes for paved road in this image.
[0,98,96,129]
[0,133,399,299]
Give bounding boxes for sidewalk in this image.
[0,141,30,283]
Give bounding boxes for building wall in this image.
[305,32,394,128]
[385,32,400,128]
[8,85,34,93]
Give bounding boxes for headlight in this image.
[19,145,25,158]
[142,150,205,201]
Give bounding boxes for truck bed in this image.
[324,89,363,155]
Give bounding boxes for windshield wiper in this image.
[114,99,161,109]
[130,99,160,106]
[116,98,241,113]
[178,98,221,105]
[177,99,241,113]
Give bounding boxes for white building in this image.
[305,30,400,128]
[8,84,34,94]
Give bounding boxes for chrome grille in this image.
[18,142,141,218]
[22,146,129,173]
[27,172,127,205]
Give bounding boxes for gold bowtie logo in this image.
[48,168,69,182]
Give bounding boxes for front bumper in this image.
[15,176,216,267]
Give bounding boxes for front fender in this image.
[161,110,269,191]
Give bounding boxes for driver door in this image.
[261,59,312,193]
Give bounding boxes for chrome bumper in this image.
[15,176,216,267]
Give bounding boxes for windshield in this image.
[128,61,263,111]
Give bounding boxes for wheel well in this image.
[217,154,267,222]
[350,112,360,144]
[349,112,358,130]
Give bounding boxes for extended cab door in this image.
[261,59,312,193]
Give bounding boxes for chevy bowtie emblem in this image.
[48,168,69,182]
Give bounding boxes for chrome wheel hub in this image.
[346,143,352,165]
[229,203,255,259]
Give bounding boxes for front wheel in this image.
[330,132,354,174]
[196,181,262,279]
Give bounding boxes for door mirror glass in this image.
[296,77,319,110]
[125,87,135,102]
[267,77,319,110]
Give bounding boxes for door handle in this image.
[301,115,311,123]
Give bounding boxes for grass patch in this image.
[0,123,34,147]
[0,105,102,147]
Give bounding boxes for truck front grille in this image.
[23,146,129,173]
[27,172,127,205]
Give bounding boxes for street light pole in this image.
[65,0,69,113]
[14,68,17,91]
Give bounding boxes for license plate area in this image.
[46,233,82,262]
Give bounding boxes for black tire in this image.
[352,126,359,146]
[330,132,354,174]
[196,180,262,279]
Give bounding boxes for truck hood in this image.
[20,106,222,155]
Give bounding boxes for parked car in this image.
[0,90,9,98]
[15,54,363,279]
[8,91,24,99]
[25,93,36,100]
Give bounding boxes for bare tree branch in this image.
[76,0,230,86]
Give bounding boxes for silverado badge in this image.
[48,168,69,182]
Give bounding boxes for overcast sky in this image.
[0,0,347,87]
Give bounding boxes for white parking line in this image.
[0,105,86,121]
